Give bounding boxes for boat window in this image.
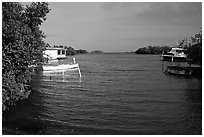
[166,53,174,55]
[176,50,182,53]
[58,50,61,55]
[62,50,65,54]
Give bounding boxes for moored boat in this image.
[165,66,193,76]
[43,63,79,71]
[43,47,67,60]
[42,58,82,77]
[161,47,187,62]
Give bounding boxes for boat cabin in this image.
[162,47,187,62]
[169,48,186,54]
[43,47,67,60]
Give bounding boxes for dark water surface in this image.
[3,54,202,135]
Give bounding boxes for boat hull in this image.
[166,66,193,76]
[43,63,79,71]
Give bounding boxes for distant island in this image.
[135,46,171,54]
[90,50,104,54]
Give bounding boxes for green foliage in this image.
[2,71,30,111]
[2,2,50,111]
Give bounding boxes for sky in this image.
[37,2,201,52]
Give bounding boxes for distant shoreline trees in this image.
[90,50,103,54]
[135,46,171,54]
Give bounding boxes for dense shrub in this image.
[2,2,50,111]
[186,43,202,65]
[186,30,202,66]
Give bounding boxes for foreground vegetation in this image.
[186,43,202,65]
[2,2,50,111]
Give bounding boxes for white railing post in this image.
[78,65,82,78]
[73,58,76,64]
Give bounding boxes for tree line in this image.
[135,46,171,54]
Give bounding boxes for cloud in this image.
[101,3,152,15]
[99,2,201,28]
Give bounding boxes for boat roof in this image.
[45,47,66,50]
[171,47,185,50]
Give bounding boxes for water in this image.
[3,54,202,135]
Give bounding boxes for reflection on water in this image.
[42,70,82,83]
[2,54,202,135]
[183,79,202,134]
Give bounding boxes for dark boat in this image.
[165,65,201,77]
[165,66,193,76]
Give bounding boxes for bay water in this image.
[3,54,202,135]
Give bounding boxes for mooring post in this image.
[171,57,174,62]
[73,58,76,64]
[78,66,82,78]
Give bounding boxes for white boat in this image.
[43,47,67,60]
[43,63,79,71]
[42,58,81,77]
[161,47,187,62]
